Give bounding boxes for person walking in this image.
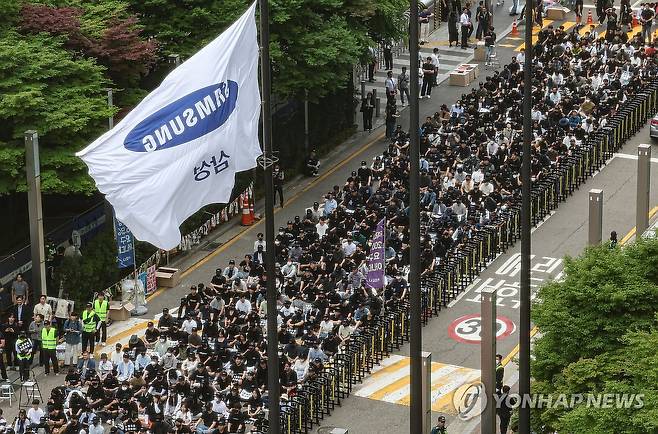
[273,164,285,208]
[63,312,82,367]
[15,332,33,382]
[460,8,472,49]
[360,93,374,132]
[421,56,435,98]
[41,321,59,376]
[94,293,109,345]
[81,303,99,353]
[398,67,411,106]
[448,11,459,46]
[367,46,376,82]
[484,26,497,64]
[497,385,516,433]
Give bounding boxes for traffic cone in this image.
[511,18,519,36]
[241,193,253,226]
[632,11,638,27]
[587,9,593,24]
[248,187,255,221]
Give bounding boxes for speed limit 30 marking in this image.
[448,313,516,344]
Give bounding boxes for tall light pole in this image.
[519,0,534,430]
[409,0,423,432]
[257,1,281,433]
[25,131,47,296]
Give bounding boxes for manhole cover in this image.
[203,241,222,251]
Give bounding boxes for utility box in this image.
[156,267,180,288]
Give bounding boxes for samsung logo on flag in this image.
[124,81,238,152]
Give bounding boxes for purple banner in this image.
[366,218,385,290]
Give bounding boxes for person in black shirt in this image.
[196,403,219,434]
[273,164,285,207]
[226,405,245,433]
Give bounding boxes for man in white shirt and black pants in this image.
[385,70,397,104]
[460,8,472,49]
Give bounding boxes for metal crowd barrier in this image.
[274,77,658,434]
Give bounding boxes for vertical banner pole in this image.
[258,1,281,433]
[519,0,534,429]
[409,0,423,431]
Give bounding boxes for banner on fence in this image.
[366,218,385,291]
[114,217,135,269]
[146,265,157,295]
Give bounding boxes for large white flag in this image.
[77,2,261,250]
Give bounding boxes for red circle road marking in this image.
[448,313,516,344]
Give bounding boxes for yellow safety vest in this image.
[82,310,97,333]
[41,328,57,350]
[94,299,109,322]
[16,339,32,359]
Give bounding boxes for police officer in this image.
[15,332,33,381]
[430,415,447,434]
[495,353,504,393]
[94,293,109,345]
[81,303,99,353]
[41,320,59,376]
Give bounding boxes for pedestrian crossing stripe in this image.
[498,43,517,47]
[353,355,480,414]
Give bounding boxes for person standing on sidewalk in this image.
[484,26,497,64]
[459,8,472,49]
[0,332,8,381]
[28,314,44,366]
[385,100,399,138]
[81,303,99,353]
[431,48,440,87]
[361,92,374,132]
[421,56,435,98]
[475,5,490,40]
[15,332,33,381]
[383,40,393,70]
[640,4,655,44]
[273,164,285,208]
[448,11,459,46]
[94,293,109,345]
[41,320,59,376]
[496,353,504,393]
[398,67,410,106]
[385,70,397,103]
[63,312,82,367]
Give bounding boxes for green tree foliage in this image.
[530,237,658,433]
[127,0,407,99]
[0,31,113,194]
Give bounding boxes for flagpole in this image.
[409,0,423,431]
[258,0,281,433]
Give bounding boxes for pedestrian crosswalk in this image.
[502,17,650,52]
[364,46,476,99]
[354,354,481,414]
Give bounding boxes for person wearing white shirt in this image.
[98,354,114,379]
[316,217,329,237]
[323,195,337,216]
[253,233,266,252]
[319,317,335,339]
[487,141,498,157]
[116,354,135,382]
[235,296,252,315]
[430,48,440,85]
[548,88,561,105]
[33,295,52,323]
[472,167,485,184]
[452,201,467,220]
[479,180,494,196]
[384,71,397,102]
[459,9,471,49]
[342,238,357,257]
[212,395,230,419]
[181,317,197,334]
[515,50,525,65]
[281,260,297,279]
[551,72,563,86]
[111,344,124,367]
[27,402,45,426]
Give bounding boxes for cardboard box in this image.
[461,63,480,80]
[474,41,486,61]
[108,301,134,321]
[450,71,471,86]
[156,267,180,288]
[546,7,568,20]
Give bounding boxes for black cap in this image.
[87,302,93,307]
[314,202,319,206]
[287,220,293,225]
[229,259,235,264]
